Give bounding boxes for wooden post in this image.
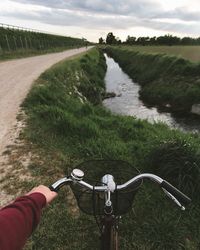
[5,35,11,51]
[39,40,42,50]
[25,37,28,50]
[29,37,32,49]
[0,43,3,54]
[13,36,17,50]
[20,36,24,49]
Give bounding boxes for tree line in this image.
[99,32,200,46]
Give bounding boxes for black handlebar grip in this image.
[49,185,58,192]
[161,180,191,205]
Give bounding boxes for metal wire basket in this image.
[70,160,142,215]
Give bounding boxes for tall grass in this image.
[22,48,200,249]
[105,47,200,112]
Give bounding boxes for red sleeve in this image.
[0,192,46,250]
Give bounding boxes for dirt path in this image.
[0,47,92,205]
[0,47,91,155]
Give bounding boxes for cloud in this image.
[1,7,137,30]
[154,7,200,22]
[10,0,200,23]
[2,4,200,36]
[2,0,200,38]
[10,0,162,17]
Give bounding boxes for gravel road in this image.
[0,47,91,155]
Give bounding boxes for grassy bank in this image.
[105,47,200,113]
[21,48,200,249]
[0,46,83,61]
[122,45,200,63]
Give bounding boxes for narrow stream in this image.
[103,54,200,133]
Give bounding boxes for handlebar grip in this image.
[161,180,191,205]
[49,177,72,192]
[49,185,59,192]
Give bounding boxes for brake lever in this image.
[162,188,185,211]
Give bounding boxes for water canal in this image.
[103,54,200,133]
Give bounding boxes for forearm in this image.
[0,193,46,250]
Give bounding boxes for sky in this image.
[0,0,200,42]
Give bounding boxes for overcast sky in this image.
[0,0,200,42]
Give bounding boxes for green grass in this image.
[121,45,200,62]
[105,46,200,113]
[21,48,200,249]
[0,46,83,61]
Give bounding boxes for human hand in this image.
[27,185,58,204]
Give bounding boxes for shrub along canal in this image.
[103,53,200,133]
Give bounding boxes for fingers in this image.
[27,185,58,204]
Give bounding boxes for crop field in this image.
[0,25,87,59]
[123,45,200,62]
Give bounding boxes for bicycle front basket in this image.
[70,160,142,215]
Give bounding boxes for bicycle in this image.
[50,160,191,250]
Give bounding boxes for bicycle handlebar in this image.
[50,173,162,191]
[49,169,191,209]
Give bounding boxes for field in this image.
[0,26,87,60]
[6,47,199,249]
[122,45,200,62]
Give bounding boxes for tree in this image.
[116,37,122,44]
[157,35,180,46]
[106,32,117,45]
[137,37,150,46]
[149,36,157,45]
[181,37,193,45]
[126,36,136,45]
[196,37,200,45]
[99,37,104,44]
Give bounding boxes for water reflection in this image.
[103,54,200,133]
